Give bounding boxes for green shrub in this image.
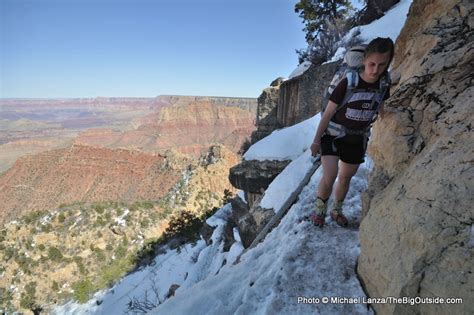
[93,203,105,214]
[58,213,66,223]
[122,236,129,246]
[104,212,112,221]
[94,248,106,261]
[131,200,154,211]
[20,281,37,310]
[94,216,107,227]
[23,211,44,224]
[162,210,202,243]
[140,218,150,229]
[41,223,52,233]
[115,245,127,259]
[141,201,154,209]
[98,256,133,288]
[72,279,94,303]
[48,247,63,262]
[78,262,87,275]
[0,287,13,308]
[116,207,124,217]
[14,252,33,273]
[52,281,59,291]
[73,256,87,275]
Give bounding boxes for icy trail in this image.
[151,156,374,314]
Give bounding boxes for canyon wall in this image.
[75,98,257,156]
[358,0,473,314]
[0,145,184,223]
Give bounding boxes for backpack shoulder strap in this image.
[335,69,359,113]
[374,72,391,109]
[367,72,392,124]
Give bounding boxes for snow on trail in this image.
[151,158,374,314]
[54,114,374,315]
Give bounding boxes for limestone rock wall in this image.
[251,78,284,143]
[277,62,339,127]
[358,0,474,314]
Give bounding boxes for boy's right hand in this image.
[310,142,320,157]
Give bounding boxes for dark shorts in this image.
[320,134,367,164]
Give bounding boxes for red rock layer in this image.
[0,144,181,223]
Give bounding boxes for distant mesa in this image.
[74,97,258,156]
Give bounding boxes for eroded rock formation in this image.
[228,160,290,194]
[251,78,283,143]
[278,62,339,127]
[0,145,184,223]
[358,0,473,313]
[75,99,257,156]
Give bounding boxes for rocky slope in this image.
[0,144,239,313]
[0,145,184,223]
[359,0,473,314]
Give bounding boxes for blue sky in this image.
[1,0,308,98]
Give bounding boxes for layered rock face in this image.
[0,145,183,223]
[76,99,256,156]
[146,100,255,155]
[278,62,339,127]
[229,160,290,194]
[251,78,284,143]
[358,1,473,314]
[156,95,257,112]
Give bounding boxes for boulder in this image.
[228,160,290,193]
[230,196,257,248]
[229,196,274,249]
[200,222,215,246]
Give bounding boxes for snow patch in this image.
[260,150,319,211]
[244,114,320,161]
[288,60,312,79]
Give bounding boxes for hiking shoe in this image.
[310,212,326,227]
[331,200,348,227]
[311,197,328,227]
[330,211,348,227]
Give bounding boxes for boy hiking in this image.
[310,37,395,227]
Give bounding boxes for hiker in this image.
[310,37,395,227]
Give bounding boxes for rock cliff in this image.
[75,99,257,156]
[358,0,473,314]
[251,78,284,143]
[278,62,339,127]
[0,145,183,223]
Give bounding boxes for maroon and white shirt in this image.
[329,75,390,130]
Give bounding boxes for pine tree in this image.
[294,0,353,43]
